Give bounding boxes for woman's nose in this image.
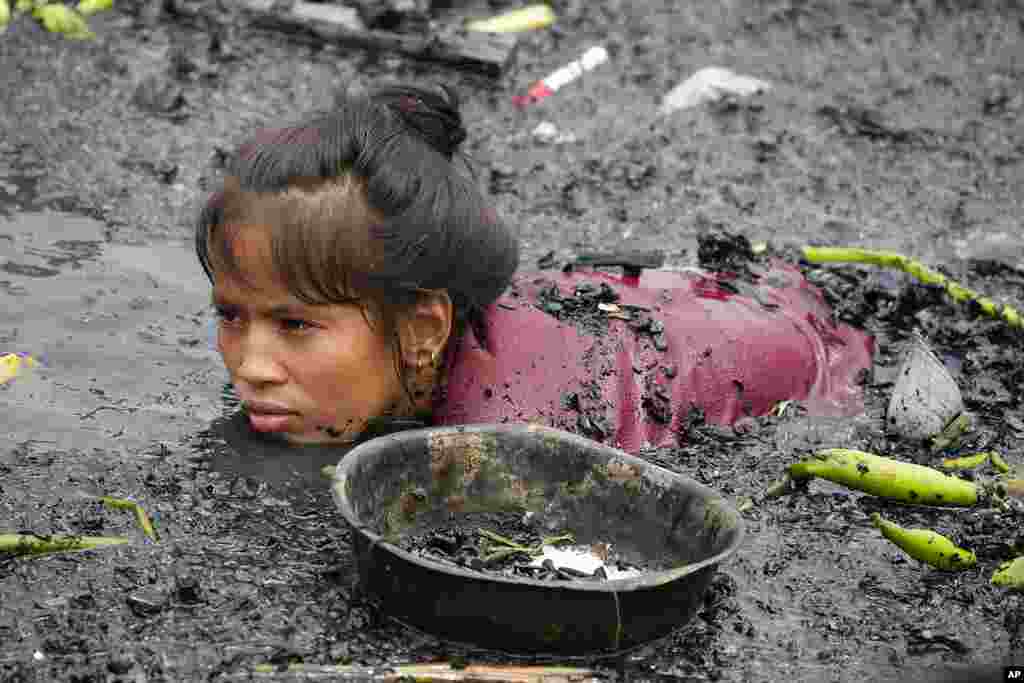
[231,326,288,385]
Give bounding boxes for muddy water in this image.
[2,0,1023,680]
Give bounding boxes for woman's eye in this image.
[214,307,240,324]
[280,318,315,333]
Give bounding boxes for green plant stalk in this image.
[940,452,991,471]
[930,413,971,453]
[478,528,531,551]
[991,452,1011,474]
[97,496,158,542]
[788,448,979,506]
[801,246,1023,330]
[765,474,795,498]
[990,556,1024,590]
[478,529,574,564]
[77,0,112,17]
[870,513,976,571]
[0,533,128,557]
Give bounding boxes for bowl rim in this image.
[332,423,745,593]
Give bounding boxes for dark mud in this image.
[1,0,1023,681]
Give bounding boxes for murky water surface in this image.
[1,0,1022,680]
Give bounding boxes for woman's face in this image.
[211,225,407,444]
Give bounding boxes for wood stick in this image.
[168,0,517,76]
[574,250,666,276]
[249,662,601,682]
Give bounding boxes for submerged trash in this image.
[660,67,771,115]
[0,352,40,385]
[991,556,1024,591]
[787,448,979,507]
[466,4,555,33]
[512,45,609,107]
[887,335,965,443]
[0,0,9,33]
[871,513,976,571]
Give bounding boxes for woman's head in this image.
[195,83,519,444]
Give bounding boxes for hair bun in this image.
[371,83,467,158]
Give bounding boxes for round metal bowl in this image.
[332,423,744,656]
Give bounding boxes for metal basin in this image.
[332,424,744,656]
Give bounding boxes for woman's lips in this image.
[244,402,297,433]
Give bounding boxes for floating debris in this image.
[467,4,555,34]
[660,67,770,115]
[513,45,609,107]
[1,352,40,385]
[787,448,979,507]
[97,496,159,542]
[991,556,1024,591]
[940,451,991,471]
[871,513,976,571]
[887,334,964,443]
[77,0,112,17]
[0,533,128,558]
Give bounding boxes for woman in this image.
[195,83,873,453]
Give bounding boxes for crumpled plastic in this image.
[660,66,771,115]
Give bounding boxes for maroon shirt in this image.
[432,262,873,453]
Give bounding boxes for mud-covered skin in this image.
[1,0,1023,680]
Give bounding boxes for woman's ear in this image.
[399,290,454,366]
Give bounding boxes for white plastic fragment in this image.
[531,121,578,145]
[660,67,771,115]
[530,544,643,580]
[887,334,964,441]
[532,121,559,143]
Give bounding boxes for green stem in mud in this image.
[478,528,532,552]
[0,533,129,557]
[477,529,575,564]
[990,451,1011,474]
[97,496,159,542]
[801,246,1023,330]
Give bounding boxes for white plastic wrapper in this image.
[660,67,771,115]
[887,334,964,441]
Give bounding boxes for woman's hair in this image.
[195,82,519,404]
